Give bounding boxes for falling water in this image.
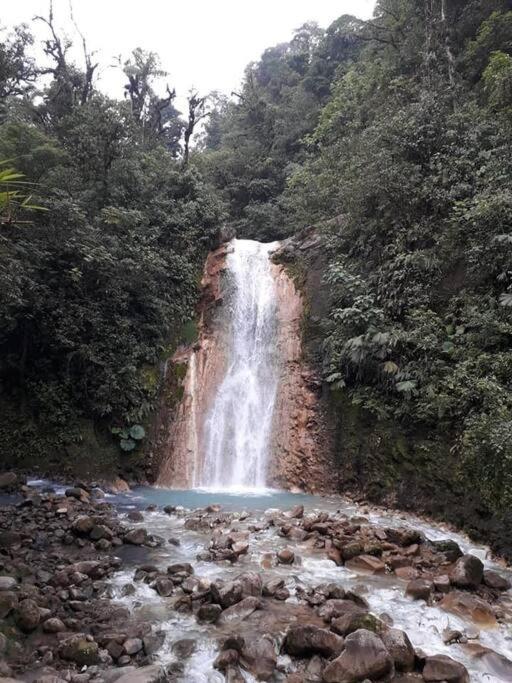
[198,239,279,489]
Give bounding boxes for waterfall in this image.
[197,239,279,489]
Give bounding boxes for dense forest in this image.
[2,0,512,541]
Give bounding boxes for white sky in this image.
[2,1,376,112]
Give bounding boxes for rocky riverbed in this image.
[1,474,512,682]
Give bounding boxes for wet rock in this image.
[284,624,344,659]
[172,638,196,660]
[430,539,463,562]
[286,505,304,519]
[450,554,484,590]
[90,524,113,541]
[433,574,451,593]
[483,570,511,591]
[406,578,434,601]
[59,635,100,666]
[0,577,16,591]
[323,629,393,683]
[0,592,18,619]
[219,596,262,624]
[214,649,240,672]
[277,548,295,565]
[154,577,174,597]
[167,563,193,576]
[320,599,366,623]
[439,591,497,627]
[341,542,364,561]
[381,628,415,671]
[197,603,222,623]
[65,487,88,501]
[127,511,144,522]
[263,577,286,598]
[143,631,165,656]
[395,566,419,581]
[236,571,263,598]
[241,634,277,680]
[422,654,469,682]
[345,554,386,575]
[124,528,148,545]
[14,598,40,632]
[327,548,343,566]
[385,527,423,547]
[114,665,168,683]
[211,580,243,608]
[123,638,143,655]
[443,628,465,645]
[331,611,383,637]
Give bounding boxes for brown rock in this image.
[433,574,451,593]
[284,624,344,659]
[439,591,497,627]
[277,548,295,565]
[71,516,94,536]
[42,618,66,633]
[345,554,386,575]
[450,554,484,590]
[406,578,433,601]
[15,598,40,632]
[211,580,243,608]
[381,628,415,671]
[0,591,18,619]
[59,635,100,666]
[218,597,262,624]
[483,570,511,592]
[197,603,222,623]
[241,634,277,681]
[323,629,393,682]
[422,654,469,682]
[124,528,148,545]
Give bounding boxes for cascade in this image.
[198,239,279,488]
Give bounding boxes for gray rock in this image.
[323,629,393,683]
[0,577,16,591]
[15,598,40,632]
[450,555,484,590]
[381,628,415,671]
[114,665,168,683]
[284,624,344,659]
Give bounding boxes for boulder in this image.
[450,554,484,590]
[323,629,393,683]
[422,654,469,682]
[236,571,262,597]
[263,577,286,598]
[211,580,243,608]
[71,516,94,536]
[59,635,100,666]
[406,578,433,601]
[154,578,174,597]
[42,618,66,633]
[319,599,366,623]
[430,539,463,562]
[385,527,423,547]
[114,665,168,683]
[483,570,511,592]
[331,612,383,637]
[0,577,16,591]
[283,624,344,659]
[218,596,262,624]
[439,591,497,627]
[381,628,415,671]
[241,635,277,681]
[0,472,18,490]
[15,598,40,632]
[197,603,222,623]
[0,591,18,619]
[123,638,143,655]
[167,563,193,576]
[345,554,386,575]
[124,528,148,545]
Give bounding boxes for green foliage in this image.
[0,21,224,464]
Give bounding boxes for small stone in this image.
[43,618,66,633]
[277,548,295,565]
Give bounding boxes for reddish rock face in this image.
[155,240,336,493]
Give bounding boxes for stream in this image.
[26,481,509,682]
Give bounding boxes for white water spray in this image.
[198,239,279,489]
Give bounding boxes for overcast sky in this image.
[2,1,376,112]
